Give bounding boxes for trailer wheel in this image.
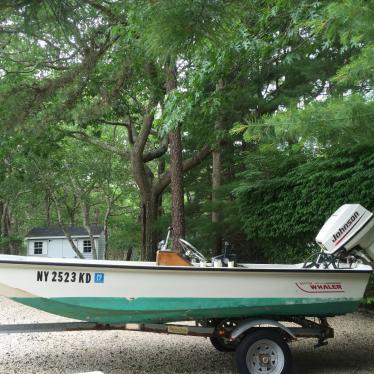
[235,330,292,374]
[209,336,239,352]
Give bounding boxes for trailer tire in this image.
[235,329,292,374]
[209,336,239,352]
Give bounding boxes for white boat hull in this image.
[0,255,371,323]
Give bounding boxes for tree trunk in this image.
[212,149,222,256]
[0,201,10,254]
[103,197,112,259]
[81,200,98,260]
[155,158,165,246]
[66,197,77,226]
[141,194,159,260]
[6,205,17,255]
[62,227,83,259]
[1,202,9,237]
[168,128,185,251]
[45,194,51,226]
[212,79,224,256]
[0,201,3,236]
[166,62,185,251]
[94,208,100,224]
[51,194,84,259]
[131,140,157,260]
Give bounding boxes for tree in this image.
[231,0,374,262]
[0,0,372,264]
[161,0,359,255]
[0,1,214,259]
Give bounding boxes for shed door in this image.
[47,239,63,258]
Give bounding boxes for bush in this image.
[237,144,374,263]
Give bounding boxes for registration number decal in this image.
[36,271,104,284]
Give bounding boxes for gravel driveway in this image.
[0,296,373,374]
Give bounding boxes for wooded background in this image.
[0,1,373,273]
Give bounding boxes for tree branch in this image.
[100,118,135,144]
[135,113,154,154]
[0,39,111,129]
[66,130,129,158]
[101,119,129,127]
[143,135,169,162]
[182,145,212,173]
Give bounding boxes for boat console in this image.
[156,232,206,266]
[157,232,237,268]
[156,250,192,266]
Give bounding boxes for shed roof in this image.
[26,225,104,238]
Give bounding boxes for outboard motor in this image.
[316,204,374,262]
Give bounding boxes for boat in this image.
[0,204,373,325]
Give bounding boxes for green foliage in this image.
[244,95,374,148]
[233,0,374,263]
[315,0,374,88]
[237,144,374,262]
[363,274,374,305]
[0,235,23,252]
[0,0,373,264]
[128,0,235,61]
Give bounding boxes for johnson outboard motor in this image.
[316,204,374,263]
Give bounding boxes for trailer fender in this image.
[230,319,296,341]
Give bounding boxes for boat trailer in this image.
[0,316,334,374]
[0,315,333,341]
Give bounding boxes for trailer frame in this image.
[0,316,334,374]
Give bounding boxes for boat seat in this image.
[156,250,192,266]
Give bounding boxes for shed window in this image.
[34,242,43,255]
[83,240,92,253]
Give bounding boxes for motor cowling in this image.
[316,204,374,261]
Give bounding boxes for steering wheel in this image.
[179,238,206,263]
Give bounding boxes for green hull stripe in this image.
[13,297,360,324]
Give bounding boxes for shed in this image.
[25,226,106,260]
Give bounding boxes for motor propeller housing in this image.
[316,204,374,261]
